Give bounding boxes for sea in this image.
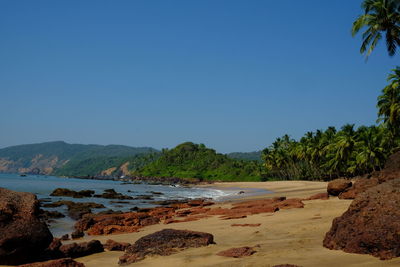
[0,173,267,236]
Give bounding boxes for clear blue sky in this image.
[0,0,398,153]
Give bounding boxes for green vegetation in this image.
[352,0,400,58]
[138,142,265,181]
[261,0,400,181]
[262,125,393,180]
[227,151,262,162]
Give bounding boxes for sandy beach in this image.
[60,181,400,267]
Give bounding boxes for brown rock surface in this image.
[216,246,256,258]
[304,192,329,200]
[59,240,104,258]
[0,188,53,265]
[338,178,379,199]
[50,188,94,198]
[323,178,400,260]
[118,229,214,264]
[327,179,352,196]
[17,258,85,267]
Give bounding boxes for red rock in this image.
[324,178,400,260]
[119,229,214,264]
[304,192,329,200]
[216,247,256,258]
[338,178,379,199]
[327,179,352,196]
[17,258,85,267]
[231,223,261,227]
[103,239,130,251]
[0,188,53,265]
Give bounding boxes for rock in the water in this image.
[119,229,214,264]
[327,179,352,196]
[323,178,400,260]
[216,247,256,258]
[59,240,104,258]
[44,201,105,220]
[93,189,133,200]
[103,239,130,251]
[71,230,84,239]
[17,258,85,267]
[0,188,53,265]
[50,188,95,198]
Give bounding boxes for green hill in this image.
[138,142,265,181]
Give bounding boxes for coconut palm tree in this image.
[352,0,400,57]
[377,67,400,139]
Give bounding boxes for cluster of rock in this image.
[73,197,305,237]
[43,200,105,220]
[324,151,400,260]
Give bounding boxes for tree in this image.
[352,0,400,57]
[377,66,400,139]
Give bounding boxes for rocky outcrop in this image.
[103,240,130,251]
[17,258,85,267]
[50,188,95,198]
[216,247,256,258]
[74,197,304,236]
[74,208,164,235]
[323,178,400,260]
[119,229,214,264]
[327,179,352,196]
[0,188,53,265]
[59,240,104,258]
[338,178,379,199]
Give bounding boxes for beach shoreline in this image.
[52,180,400,267]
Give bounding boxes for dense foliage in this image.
[227,151,262,162]
[138,142,264,181]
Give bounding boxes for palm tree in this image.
[377,67,400,139]
[352,0,400,57]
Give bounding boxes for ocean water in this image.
[0,173,245,236]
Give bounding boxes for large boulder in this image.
[327,179,352,196]
[59,240,104,258]
[50,188,94,198]
[323,178,400,260]
[0,188,53,265]
[119,229,214,264]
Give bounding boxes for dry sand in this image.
[70,181,400,267]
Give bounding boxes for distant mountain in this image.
[227,151,262,162]
[0,141,159,176]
